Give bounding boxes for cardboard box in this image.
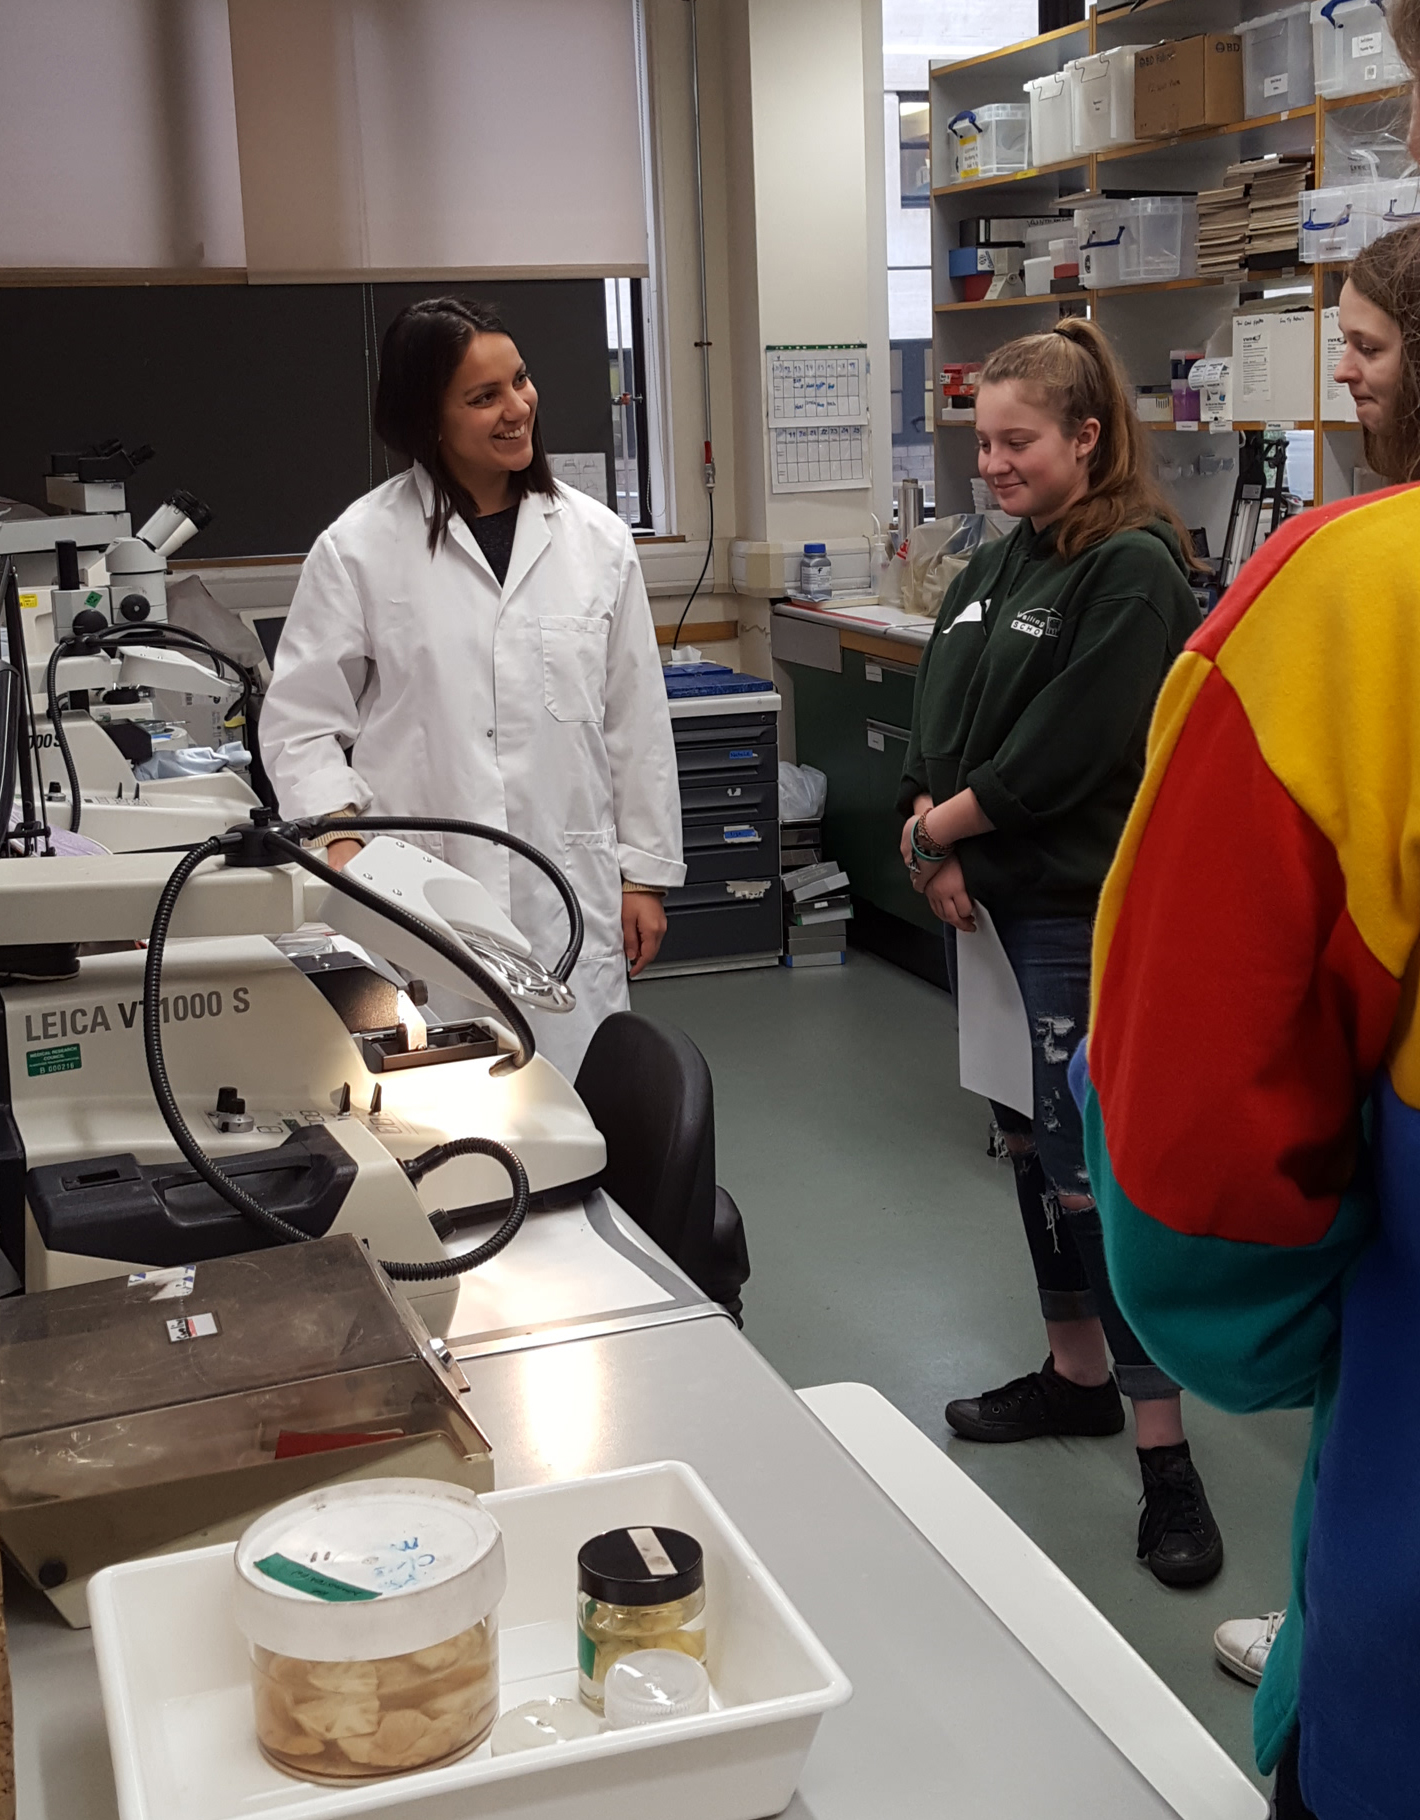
[1134,35,1244,139]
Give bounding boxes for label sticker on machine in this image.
[26,1044,81,1077]
[167,1311,220,1343]
[129,1265,195,1301]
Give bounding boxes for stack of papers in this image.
[1237,154,1312,263]
[1196,181,1249,277]
[1197,156,1312,275]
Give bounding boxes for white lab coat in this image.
[260,468,685,1076]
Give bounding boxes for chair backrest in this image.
[573,1011,716,1267]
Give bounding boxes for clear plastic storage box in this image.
[1298,182,1380,259]
[1023,70,1074,166]
[1074,200,1130,288]
[1377,177,1420,233]
[1311,0,1407,97]
[1239,5,1316,114]
[1118,196,1200,284]
[946,103,1030,181]
[1067,47,1146,153]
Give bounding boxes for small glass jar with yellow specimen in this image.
[576,1526,706,1714]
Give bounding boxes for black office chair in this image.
[574,1012,750,1324]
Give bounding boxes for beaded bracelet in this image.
[911,816,952,864]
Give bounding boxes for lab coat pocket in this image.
[540,616,610,723]
[562,828,622,958]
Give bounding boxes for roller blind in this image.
[227,0,649,280]
[0,0,247,271]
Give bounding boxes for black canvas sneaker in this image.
[945,1355,1126,1442]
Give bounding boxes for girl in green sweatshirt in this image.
[898,317,1215,1582]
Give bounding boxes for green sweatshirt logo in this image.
[1010,606,1062,640]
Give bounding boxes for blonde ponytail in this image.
[978,316,1199,566]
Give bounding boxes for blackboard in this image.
[0,279,614,559]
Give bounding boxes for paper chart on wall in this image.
[770,424,872,493]
[954,901,1034,1118]
[765,343,872,494]
[765,345,870,425]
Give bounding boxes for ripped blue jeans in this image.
[947,915,1178,1404]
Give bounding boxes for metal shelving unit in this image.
[930,9,1410,531]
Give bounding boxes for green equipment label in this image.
[26,1044,81,1077]
[254,1553,380,1602]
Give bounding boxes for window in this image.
[606,276,652,529]
[883,1,1036,510]
[898,94,931,208]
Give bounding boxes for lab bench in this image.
[647,692,783,976]
[770,606,946,988]
[8,1260,1263,1820]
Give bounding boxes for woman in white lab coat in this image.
[260,297,685,1076]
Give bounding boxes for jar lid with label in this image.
[233,1477,506,1663]
[577,1526,704,1606]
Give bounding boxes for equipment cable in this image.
[295,813,584,986]
[669,489,713,653]
[45,622,269,833]
[138,813,584,1277]
[670,0,716,656]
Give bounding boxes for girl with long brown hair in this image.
[1335,220,1420,483]
[897,315,1219,1582]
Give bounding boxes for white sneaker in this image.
[1213,1610,1285,1686]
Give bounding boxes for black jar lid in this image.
[577,1525,704,1606]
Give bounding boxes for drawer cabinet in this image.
[647,699,783,975]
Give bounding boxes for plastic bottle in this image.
[799,544,832,601]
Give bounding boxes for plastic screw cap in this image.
[603,1650,711,1728]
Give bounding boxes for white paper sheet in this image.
[955,901,1034,1118]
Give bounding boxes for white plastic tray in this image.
[88,1460,851,1820]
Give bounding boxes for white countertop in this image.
[772,597,933,648]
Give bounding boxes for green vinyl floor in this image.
[632,947,1308,1792]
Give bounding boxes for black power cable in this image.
[669,488,713,653]
[45,621,270,833]
[294,813,584,986]
[260,829,539,1071]
[139,813,583,1278]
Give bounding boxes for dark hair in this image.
[977,316,1199,567]
[1347,223,1420,483]
[373,297,556,553]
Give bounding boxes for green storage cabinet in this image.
[782,645,947,986]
